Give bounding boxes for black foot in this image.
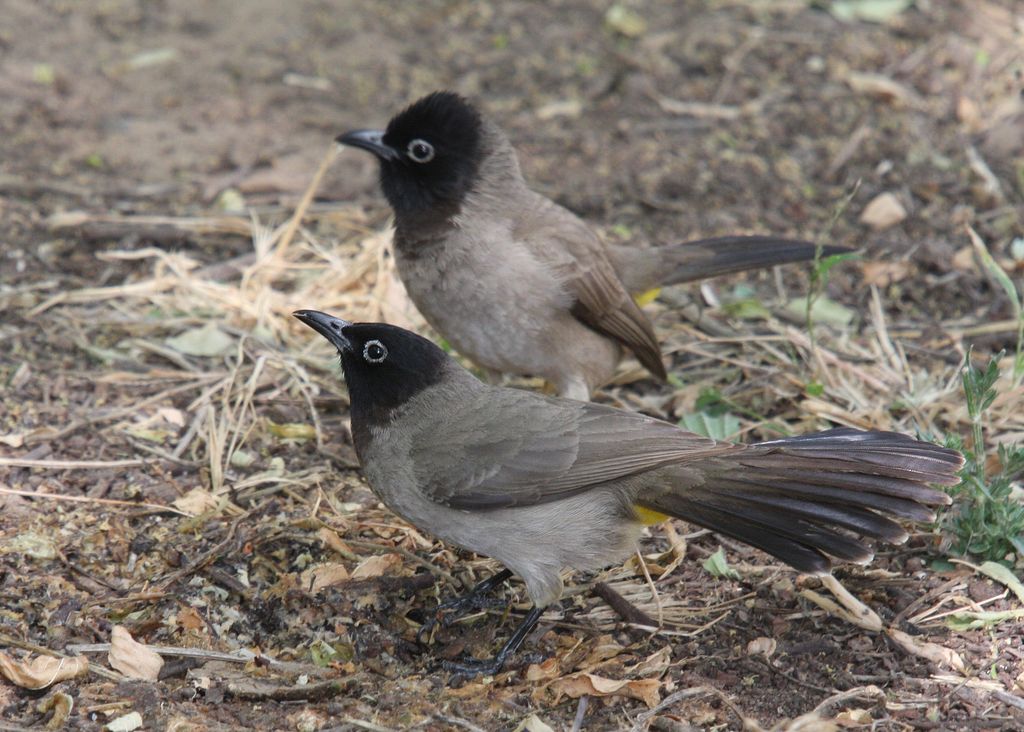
[441,605,546,682]
[417,569,513,644]
[442,655,507,679]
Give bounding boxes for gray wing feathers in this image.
[414,392,722,509]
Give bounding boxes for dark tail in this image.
[638,428,962,574]
[610,236,852,293]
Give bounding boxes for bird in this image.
[294,309,963,677]
[336,91,850,400]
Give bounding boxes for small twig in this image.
[592,581,658,628]
[322,719,395,732]
[571,695,589,732]
[155,512,250,591]
[274,144,339,259]
[629,687,741,732]
[430,714,488,732]
[634,548,663,627]
[811,685,885,717]
[0,457,144,469]
[66,643,280,666]
[226,677,354,702]
[0,487,186,515]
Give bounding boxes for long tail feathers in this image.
[661,236,851,285]
[638,428,963,574]
[611,236,851,293]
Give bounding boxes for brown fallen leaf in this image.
[176,606,205,632]
[300,562,351,592]
[350,553,402,579]
[525,657,561,682]
[860,260,914,287]
[108,626,164,681]
[859,192,907,231]
[625,645,672,677]
[886,628,966,674]
[951,245,977,272]
[0,651,89,689]
[746,637,777,658]
[37,691,74,730]
[551,672,662,708]
[172,488,221,517]
[317,527,356,559]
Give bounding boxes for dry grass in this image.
[3,147,1023,728]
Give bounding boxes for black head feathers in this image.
[294,312,449,443]
[338,91,485,223]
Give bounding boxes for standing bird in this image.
[337,91,848,400]
[295,310,962,677]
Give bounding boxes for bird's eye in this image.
[363,340,388,364]
[406,139,435,163]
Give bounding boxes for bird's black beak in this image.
[293,310,353,352]
[335,129,399,161]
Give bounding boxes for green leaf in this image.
[604,4,647,37]
[703,547,740,580]
[947,608,1024,631]
[679,411,740,441]
[165,322,234,357]
[829,0,913,24]
[969,227,1021,323]
[267,421,316,441]
[721,298,771,320]
[960,560,1024,603]
[784,295,856,327]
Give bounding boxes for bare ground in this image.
[2,1,1024,730]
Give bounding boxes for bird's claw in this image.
[416,593,507,644]
[442,655,506,679]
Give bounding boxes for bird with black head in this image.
[295,309,963,678]
[337,92,850,400]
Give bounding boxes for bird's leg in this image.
[443,604,546,678]
[417,568,514,644]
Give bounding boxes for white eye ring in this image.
[406,138,435,163]
[363,339,388,364]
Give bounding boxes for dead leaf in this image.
[176,607,205,632]
[886,628,966,674]
[172,488,221,517]
[157,407,186,426]
[300,562,351,592]
[551,672,662,708]
[835,708,874,725]
[514,714,556,732]
[746,637,778,658]
[625,645,672,677]
[0,651,89,689]
[525,657,562,682]
[859,192,907,231]
[104,711,144,732]
[350,553,402,579]
[0,433,25,448]
[846,72,919,107]
[317,527,356,559]
[36,691,74,729]
[861,260,914,287]
[951,245,976,272]
[108,626,164,681]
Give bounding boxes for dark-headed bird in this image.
[295,309,962,677]
[337,92,849,400]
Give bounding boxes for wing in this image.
[411,389,729,510]
[515,198,667,380]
